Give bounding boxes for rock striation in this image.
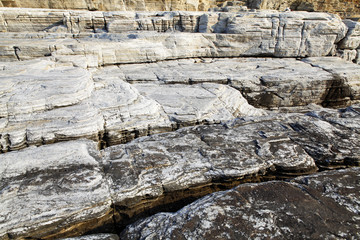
[0,0,217,11]
[120,167,360,239]
[1,0,359,20]
[0,8,349,60]
[0,5,360,240]
[1,104,360,239]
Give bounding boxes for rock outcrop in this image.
[1,0,359,20]
[120,167,360,239]
[1,104,359,239]
[0,6,360,240]
[0,0,217,11]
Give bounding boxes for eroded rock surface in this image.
[1,105,359,239]
[0,8,348,61]
[0,141,113,239]
[1,6,360,240]
[0,58,265,152]
[120,167,360,239]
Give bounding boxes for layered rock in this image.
[119,57,360,108]
[2,55,360,152]
[120,167,360,239]
[0,8,348,61]
[1,0,359,20]
[1,104,359,239]
[1,6,360,240]
[0,140,113,239]
[247,0,360,19]
[0,58,266,152]
[0,0,217,11]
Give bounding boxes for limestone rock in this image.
[339,20,360,50]
[133,83,265,125]
[0,140,113,239]
[120,167,360,239]
[104,104,360,229]
[120,57,360,108]
[1,105,359,239]
[1,58,266,152]
[302,57,360,105]
[244,0,360,19]
[0,0,216,11]
[0,9,348,61]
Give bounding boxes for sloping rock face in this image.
[0,6,360,240]
[120,167,360,239]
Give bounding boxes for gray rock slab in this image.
[120,167,360,239]
[302,57,360,104]
[1,105,359,239]
[0,140,113,239]
[1,59,266,152]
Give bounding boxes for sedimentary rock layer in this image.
[1,0,359,19]
[0,0,217,11]
[120,167,360,239]
[0,8,349,61]
[1,7,360,240]
[1,56,360,152]
[1,104,359,239]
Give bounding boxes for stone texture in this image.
[103,104,359,230]
[0,140,113,239]
[0,0,216,11]
[0,9,348,62]
[0,59,264,152]
[244,0,360,19]
[120,167,360,239]
[302,57,360,105]
[62,234,120,240]
[119,57,360,108]
[1,6,360,240]
[1,104,359,239]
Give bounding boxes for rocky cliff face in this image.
[0,6,360,240]
[0,0,217,11]
[1,0,359,19]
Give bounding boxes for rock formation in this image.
[121,167,360,239]
[1,104,359,239]
[0,5,360,240]
[1,0,359,19]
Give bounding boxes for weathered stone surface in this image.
[62,233,120,240]
[0,59,264,152]
[120,57,360,108]
[243,0,360,19]
[1,6,360,240]
[0,140,113,239]
[133,83,265,125]
[2,0,359,20]
[0,0,216,11]
[120,167,360,239]
[103,104,360,229]
[1,104,359,239]
[302,57,360,104]
[0,9,348,61]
